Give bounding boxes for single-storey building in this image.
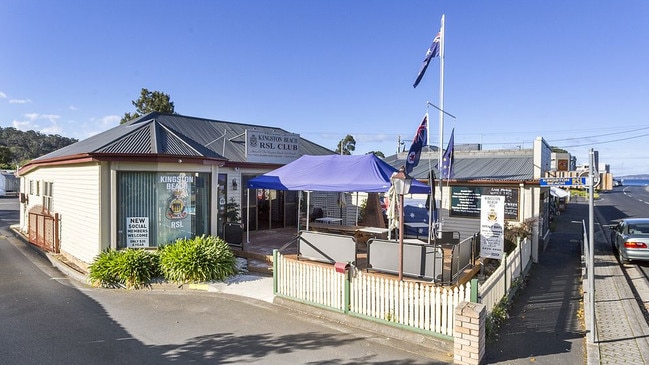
[16,112,333,269]
[384,137,553,262]
[0,170,19,196]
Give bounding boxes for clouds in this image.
[9,98,32,104]
[12,113,61,133]
[1,90,118,138]
[1,90,32,104]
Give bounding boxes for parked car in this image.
[610,218,649,263]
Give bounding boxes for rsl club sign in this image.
[246,129,300,164]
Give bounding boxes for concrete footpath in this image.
[484,202,586,364]
[484,201,649,364]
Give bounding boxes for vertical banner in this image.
[158,173,193,243]
[480,195,505,260]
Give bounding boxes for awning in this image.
[550,186,570,198]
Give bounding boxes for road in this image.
[0,196,448,364]
[596,185,649,323]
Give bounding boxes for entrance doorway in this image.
[255,189,298,230]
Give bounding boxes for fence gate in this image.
[28,208,60,253]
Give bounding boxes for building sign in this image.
[246,129,300,164]
[450,186,519,220]
[126,217,149,248]
[480,195,505,260]
[158,173,193,242]
[557,159,569,171]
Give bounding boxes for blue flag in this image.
[405,115,428,174]
[413,31,441,88]
[441,128,454,179]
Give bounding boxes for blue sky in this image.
[2,1,648,176]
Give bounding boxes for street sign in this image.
[539,177,587,187]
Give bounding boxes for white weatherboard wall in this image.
[22,163,102,264]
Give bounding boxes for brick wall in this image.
[454,301,486,365]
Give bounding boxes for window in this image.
[29,180,34,195]
[43,182,53,212]
[117,171,211,248]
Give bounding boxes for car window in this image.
[635,224,649,235]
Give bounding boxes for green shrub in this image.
[159,235,237,284]
[112,249,159,289]
[88,248,159,289]
[88,249,121,288]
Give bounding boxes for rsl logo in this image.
[249,134,258,148]
[166,190,187,220]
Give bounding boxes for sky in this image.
[2,1,648,177]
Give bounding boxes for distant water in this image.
[621,178,649,186]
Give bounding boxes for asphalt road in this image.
[0,196,447,364]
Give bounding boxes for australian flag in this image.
[413,31,441,88]
[440,128,454,179]
[405,115,428,174]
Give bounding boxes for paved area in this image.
[484,203,585,364]
[590,204,649,364]
[11,199,649,364]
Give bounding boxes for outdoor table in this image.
[315,217,343,224]
[403,222,429,239]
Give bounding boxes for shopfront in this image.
[117,171,211,248]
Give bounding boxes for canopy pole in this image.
[297,191,302,233]
[355,192,359,226]
[246,188,250,244]
[306,191,311,231]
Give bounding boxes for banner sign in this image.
[246,129,300,164]
[450,186,518,220]
[126,217,149,248]
[480,195,505,260]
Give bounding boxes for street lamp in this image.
[390,166,412,281]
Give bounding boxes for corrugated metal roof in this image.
[384,150,534,181]
[32,112,333,163]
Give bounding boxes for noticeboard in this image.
[450,186,519,220]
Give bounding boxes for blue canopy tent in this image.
[247,154,431,193]
[246,154,432,237]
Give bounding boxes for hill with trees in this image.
[0,127,77,169]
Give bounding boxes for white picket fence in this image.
[274,252,471,337]
[477,237,532,313]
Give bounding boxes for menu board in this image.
[450,186,519,220]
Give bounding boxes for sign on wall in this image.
[246,129,300,164]
[126,217,149,248]
[480,195,505,260]
[158,173,194,242]
[450,186,519,220]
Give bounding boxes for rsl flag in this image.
[440,128,454,179]
[413,29,441,88]
[405,114,428,174]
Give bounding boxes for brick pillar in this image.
[454,301,486,365]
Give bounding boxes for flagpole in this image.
[437,14,446,231]
[425,109,432,245]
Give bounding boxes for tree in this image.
[0,146,13,169]
[366,151,385,159]
[334,135,356,155]
[0,126,77,168]
[120,88,175,124]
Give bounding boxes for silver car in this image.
[611,218,649,263]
